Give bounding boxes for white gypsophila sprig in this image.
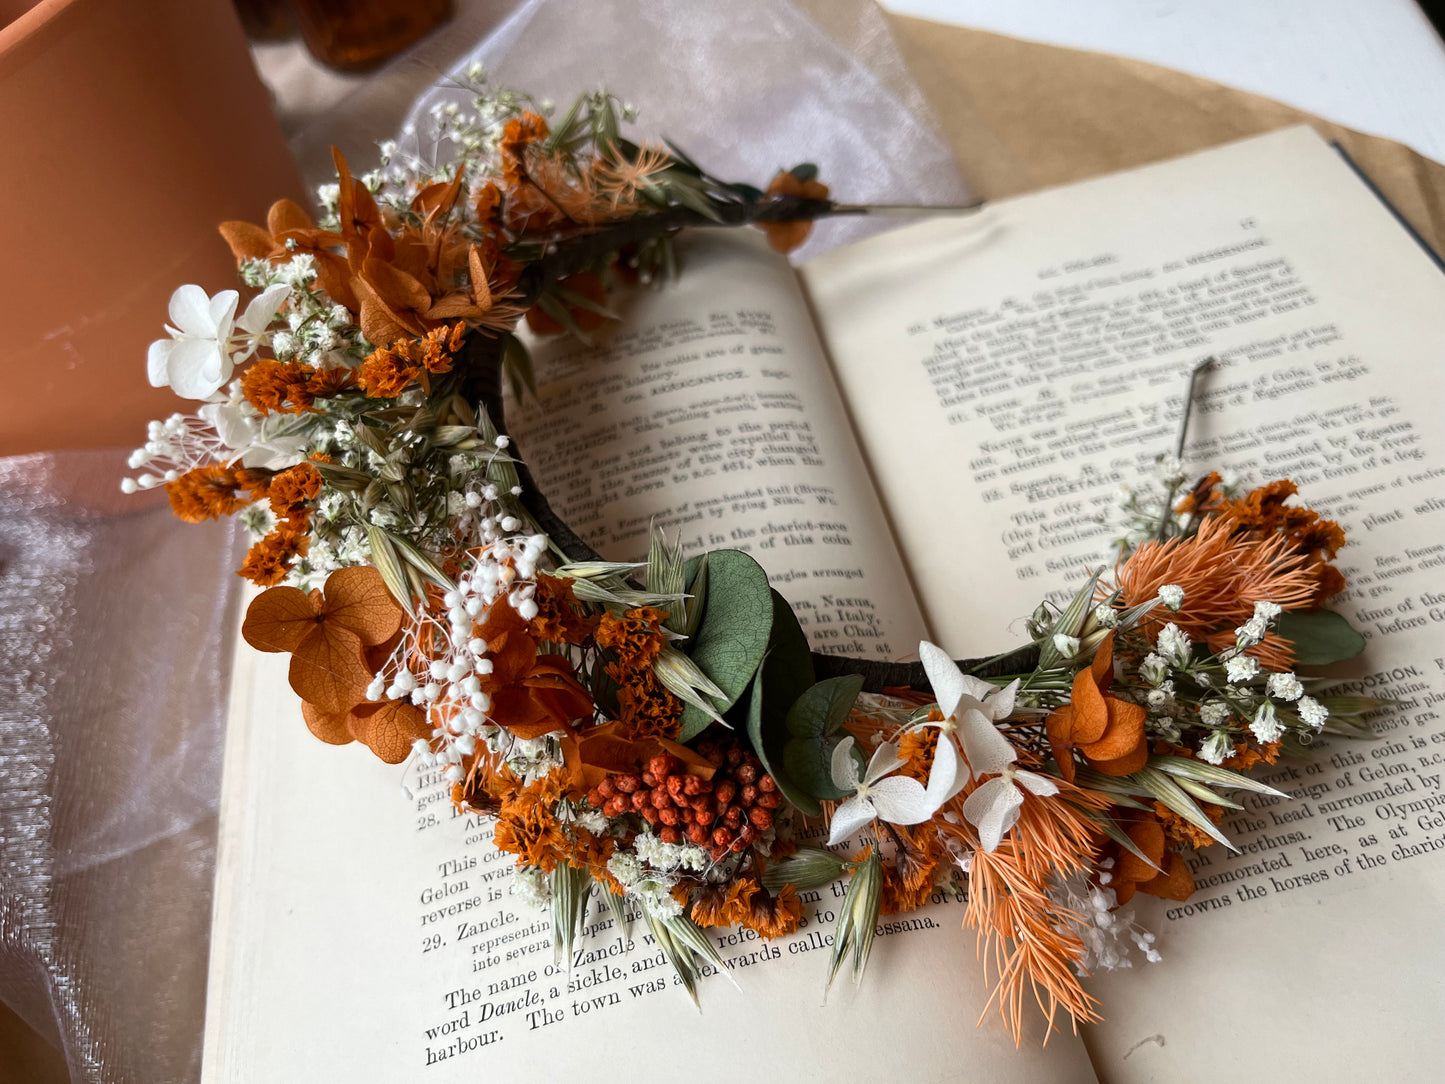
[1155,623,1193,668]
[1198,730,1234,765]
[1267,672,1304,702]
[1052,867,1160,974]
[1296,695,1329,729]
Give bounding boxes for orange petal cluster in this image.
[1110,515,1319,669]
[469,599,594,740]
[242,566,426,762]
[1046,634,1147,780]
[759,169,829,253]
[1107,818,1195,905]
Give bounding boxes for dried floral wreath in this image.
[124,74,1376,1041]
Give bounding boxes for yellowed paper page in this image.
[508,230,928,659]
[803,125,1445,1079]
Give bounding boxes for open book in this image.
[203,126,1445,1081]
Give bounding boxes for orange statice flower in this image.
[1046,633,1147,780]
[739,881,803,940]
[266,462,323,521]
[237,520,309,586]
[1218,479,1347,605]
[241,359,318,415]
[357,321,467,398]
[165,464,268,523]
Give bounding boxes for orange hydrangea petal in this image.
[319,566,403,645]
[268,197,315,235]
[219,219,278,262]
[289,626,372,714]
[242,586,320,653]
[1079,698,1146,761]
[1086,740,1148,777]
[301,701,356,746]
[349,700,429,764]
[1045,707,1078,783]
[1116,820,1165,883]
[1139,852,1196,901]
[1090,633,1116,685]
[1069,666,1109,744]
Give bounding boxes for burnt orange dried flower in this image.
[165,464,268,523]
[1217,480,1347,606]
[741,882,803,940]
[471,600,594,739]
[219,198,356,310]
[759,169,829,253]
[1046,633,1147,781]
[1105,817,1195,905]
[241,359,318,415]
[237,519,309,587]
[595,606,669,673]
[242,565,403,715]
[266,462,323,522]
[357,321,467,398]
[528,574,595,645]
[690,880,754,929]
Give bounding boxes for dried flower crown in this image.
[125,74,1375,1042]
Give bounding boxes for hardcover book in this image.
[202,126,1445,1081]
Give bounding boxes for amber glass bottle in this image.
[285,0,452,72]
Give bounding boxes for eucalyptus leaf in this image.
[746,666,820,816]
[780,675,865,803]
[1275,609,1367,665]
[676,551,773,738]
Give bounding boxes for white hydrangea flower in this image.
[147,283,289,399]
[1267,672,1304,702]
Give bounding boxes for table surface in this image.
[884,0,1445,165]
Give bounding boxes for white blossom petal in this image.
[168,284,218,336]
[986,678,1021,721]
[919,640,967,719]
[167,339,227,399]
[925,732,960,804]
[207,288,240,332]
[868,775,939,825]
[146,339,174,387]
[830,736,862,793]
[1015,769,1059,798]
[238,283,291,335]
[863,740,907,785]
[826,794,878,846]
[959,708,1016,777]
[962,777,1024,852]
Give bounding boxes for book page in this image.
[802,126,1445,1079]
[201,230,1099,1081]
[507,230,927,660]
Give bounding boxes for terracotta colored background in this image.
[0,0,303,456]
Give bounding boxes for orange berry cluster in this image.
[587,740,782,860]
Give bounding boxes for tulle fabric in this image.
[0,3,960,1079]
